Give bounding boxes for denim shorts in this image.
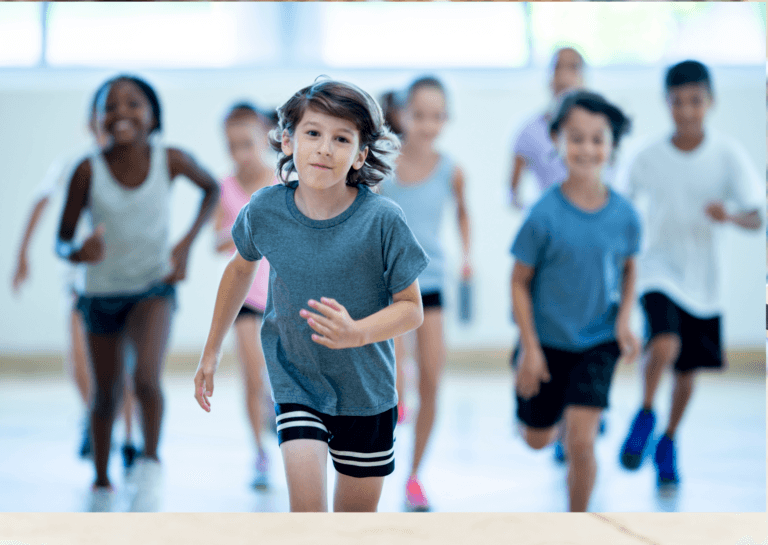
[76,282,176,336]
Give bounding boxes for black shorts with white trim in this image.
[275,403,397,478]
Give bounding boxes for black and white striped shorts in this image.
[274,403,397,478]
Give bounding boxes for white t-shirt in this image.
[626,131,763,318]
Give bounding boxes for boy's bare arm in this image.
[195,251,259,412]
[301,280,424,349]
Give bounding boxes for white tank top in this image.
[78,144,172,295]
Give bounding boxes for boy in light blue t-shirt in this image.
[511,90,641,512]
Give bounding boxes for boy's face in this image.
[226,120,266,170]
[551,49,584,97]
[666,83,712,137]
[403,86,447,146]
[558,106,612,180]
[282,107,367,191]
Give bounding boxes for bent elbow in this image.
[414,303,424,329]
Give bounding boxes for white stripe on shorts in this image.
[276,420,329,434]
[330,453,395,467]
[276,410,323,423]
[328,446,395,459]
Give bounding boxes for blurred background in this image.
[0,2,764,513]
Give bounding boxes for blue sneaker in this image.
[654,434,680,485]
[620,408,655,470]
[553,439,567,464]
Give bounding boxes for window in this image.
[529,3,765,67]
[320,3,528,69]
[0,4,43,66]
[45,2,280,68]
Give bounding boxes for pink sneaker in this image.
[405,476,430,512]
[397,403,408,425]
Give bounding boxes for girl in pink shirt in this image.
[214,102,277,489]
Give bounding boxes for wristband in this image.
[56,239,79,260]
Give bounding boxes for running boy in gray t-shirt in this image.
[194,79,429,512]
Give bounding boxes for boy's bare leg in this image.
[666,370,695,437]
[564,406,602,512]
[642,333,681,409]
[518,423,560,450]
[281,439,328,512]
[333,473,385,512]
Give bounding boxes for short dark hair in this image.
[269,78,400,188]
[224,101,278,129]
[665,60,713,96]
[549,90,631,149]
[405,76,447,107]
[95,74,163,133]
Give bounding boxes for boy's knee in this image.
[566,436,595,462]
[649,334,681,364]
[521,426,557,450]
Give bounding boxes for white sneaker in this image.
[87,485,116,512]
[129,457,163,512]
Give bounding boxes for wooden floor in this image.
[1,513,766,545]
[0,363,764,514]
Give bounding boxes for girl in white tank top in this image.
[56,75,220,494]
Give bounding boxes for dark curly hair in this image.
[268,78,400,187]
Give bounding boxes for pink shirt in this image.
[219,175,271,311]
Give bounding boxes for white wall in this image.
[0,65,764,353]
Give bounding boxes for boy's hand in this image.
[615,320,641,365]
[194,351,220,412]
[705,201,729,223]
[516,346,551,400]
[301,297,363,349]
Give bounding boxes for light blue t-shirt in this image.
[379,155,455,294]
[232,181,429,416]
[511,185,642,351]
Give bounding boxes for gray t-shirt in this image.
[232,181,429,416]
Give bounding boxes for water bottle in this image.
[459,279,472,324]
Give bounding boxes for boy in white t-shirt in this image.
[619,60,762,486]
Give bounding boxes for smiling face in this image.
[98,79,156,146]
[557,106,613,181]
[667,82,712,139]
[281,107,368,192]
[402,85,447,147]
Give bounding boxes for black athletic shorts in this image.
[641,291,723,372]
[515,341,620,429]
[275,403,397,478]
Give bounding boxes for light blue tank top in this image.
[379,154,455,293]
[78,144,172,295]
